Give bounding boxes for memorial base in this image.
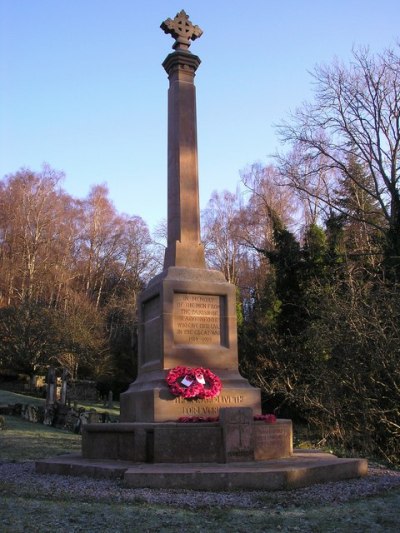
[36,408,368,490]
[81,417,293,463]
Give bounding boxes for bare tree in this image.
[201,189,245,285]
[240,163,299,252]
[0,167,159,381]
[277,45,400,258]
[0,165,69,305]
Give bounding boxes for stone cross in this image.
[161,10,203,50]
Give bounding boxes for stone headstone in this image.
[87,410,99,424]
[45,367,56,407]
[43,405,55,426]
[107,390,113,409]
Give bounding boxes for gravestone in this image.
[60,369,68,405]
[120,10,262,423]
[44,366,56,425]
[107,390,113,409]
[45,367,56,407]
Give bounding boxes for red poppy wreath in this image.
[166,366,222,399]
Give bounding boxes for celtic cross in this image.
[161,10,203,50]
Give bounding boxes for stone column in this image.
[119,11,262,423]
[162,12,205,269]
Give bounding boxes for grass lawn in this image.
[1,491,399,532]
[0,389,46,407]
[0,415,81,461]
[0,389,120,416]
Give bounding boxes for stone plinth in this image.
[82,416,292,464]
[120,267,262,422]
[122,454,368,490]
[255,420,293,460]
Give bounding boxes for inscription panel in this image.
[254,421,293,460]
[173,293,222,345]
[173,394,244,416]
[255,425,289,446]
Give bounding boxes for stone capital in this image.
[162,50,201,77]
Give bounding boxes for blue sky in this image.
[1,1,399,232]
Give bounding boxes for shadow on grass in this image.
[0,416,81,461]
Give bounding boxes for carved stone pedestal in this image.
[120,267,262,422]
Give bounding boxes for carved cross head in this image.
[161,10,203,50]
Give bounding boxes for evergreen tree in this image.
[336,154,385,266]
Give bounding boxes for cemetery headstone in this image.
[60,369,68,406]
[107,390,113,409]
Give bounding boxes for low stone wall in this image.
[0,402,118,434]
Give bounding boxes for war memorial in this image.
[36,11,367,490]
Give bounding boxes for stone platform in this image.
[36,451,368,490]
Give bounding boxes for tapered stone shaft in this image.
[162,49,205,269]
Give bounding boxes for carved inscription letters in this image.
[173,394,244,416]
[173,293,221,345]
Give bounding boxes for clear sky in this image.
[1,1,399,232]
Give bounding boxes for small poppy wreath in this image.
[177,414,277,423]
[166,366,222,399]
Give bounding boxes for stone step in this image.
[36,451,368,490]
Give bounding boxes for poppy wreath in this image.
[166,366,222,399]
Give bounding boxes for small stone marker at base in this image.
[255,420,293,460]
[220,408,255,462]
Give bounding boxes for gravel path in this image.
[1,461,400,509]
